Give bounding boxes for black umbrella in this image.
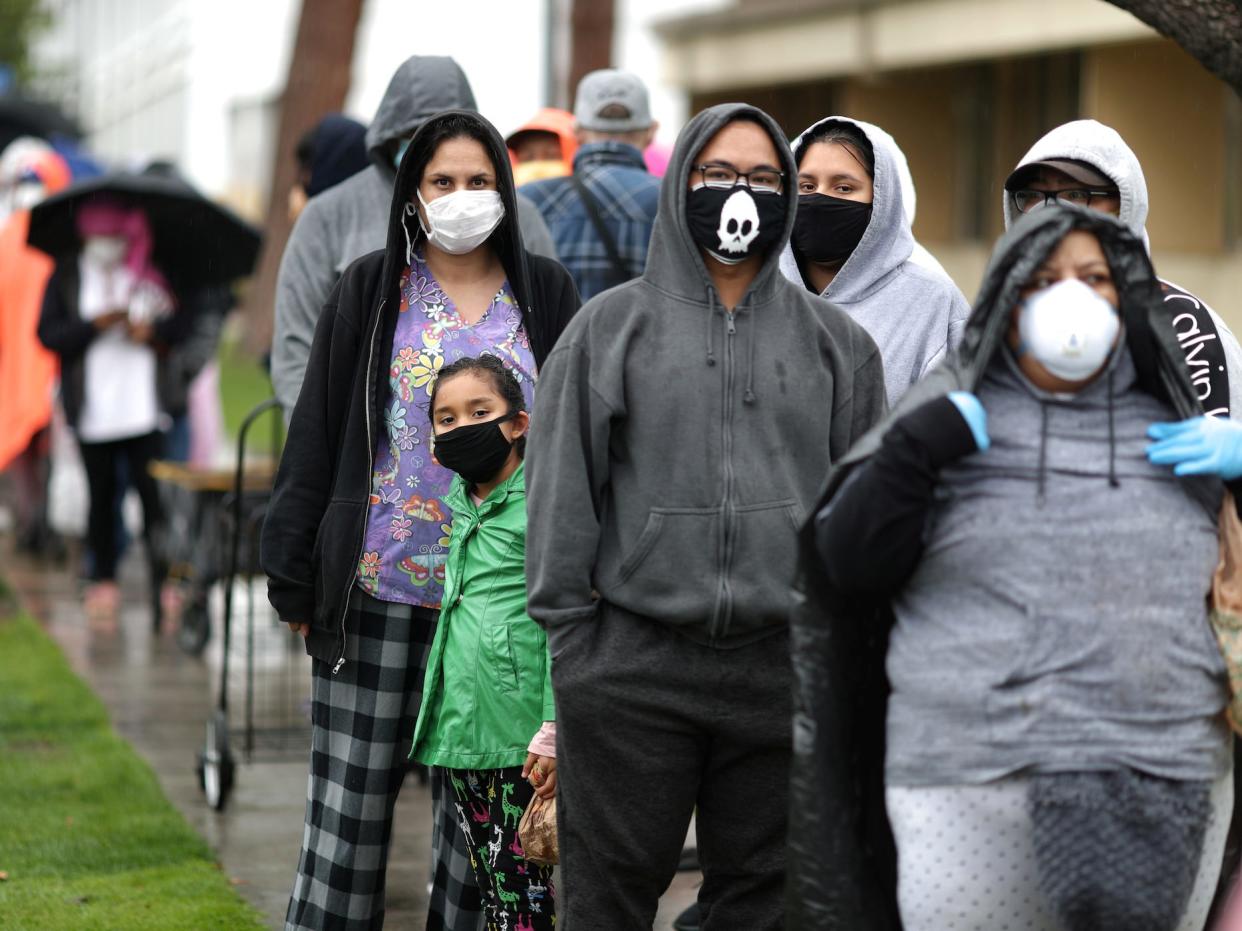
[27,171,262,287]
[0,93,82,151]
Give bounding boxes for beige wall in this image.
[662,0,1151,91]
[1081,41,1229,255]
[839,70,961,244]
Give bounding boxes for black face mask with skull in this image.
[686,184,787,266]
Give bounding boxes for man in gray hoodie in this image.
[1003,119,1242,420]
[270,55,555,417]
[525,103,887,928]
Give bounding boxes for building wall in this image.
[1082,40,1228,255]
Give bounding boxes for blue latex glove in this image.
[948,391,990,452]
[1146,416,1242,480]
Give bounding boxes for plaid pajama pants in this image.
[286,588,484,930]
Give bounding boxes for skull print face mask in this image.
[687,184,787,266]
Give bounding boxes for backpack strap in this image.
[570,172,631,288]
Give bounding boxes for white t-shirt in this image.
[76,257,172,443]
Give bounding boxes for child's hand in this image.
[522,752,557,800]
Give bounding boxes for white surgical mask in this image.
[82,235,128,268]
[1017,278,1120,382]
[412,189,505,257]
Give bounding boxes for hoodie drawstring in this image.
[1106,367,1120,488]
[705,286,717,367]
[402,202,417,267]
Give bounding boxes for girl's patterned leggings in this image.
[443,766,556,931]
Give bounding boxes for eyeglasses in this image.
[692,163,785,194]
[1011,188,1119,213]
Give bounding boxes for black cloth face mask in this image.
[791,192,873,265]
[433,411,517,485]
[687,185,787,265]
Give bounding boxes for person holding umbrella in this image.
[36,199,179,619]
[29,172,260,621]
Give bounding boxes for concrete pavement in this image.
[5,542,699,929]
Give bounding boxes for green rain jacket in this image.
[410,463,554,769]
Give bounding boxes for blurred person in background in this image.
[521,69,660,301]
[1003,117,1242,924]
[506,107,577,186]
[37,200,184,620]
[0,138,70,556]
[796,206,1236,931]
[271,56,557,421]
[779,116,970,407]
[287,113,369,224]
[1003,119,1242,421]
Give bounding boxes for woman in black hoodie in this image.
[261,109,579,931]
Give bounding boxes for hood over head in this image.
[643,102,797,306]
[1002,119,1149,243]
[304,114,370,198]
[365,56,477,173]
[778,116,914,303]
[827,206,1204,506]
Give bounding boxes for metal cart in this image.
[160,398,309,811]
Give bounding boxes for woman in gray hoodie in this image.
[793,206,1236,931]
[779,117,970,407]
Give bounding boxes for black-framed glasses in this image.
[1011,188,1119,214]
[692,162,785,194]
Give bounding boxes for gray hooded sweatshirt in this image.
[525,102,887,648]
[863,121,947,276]
[270,56,556,415]
[779,117,971,408]
[1004,118,1242,419]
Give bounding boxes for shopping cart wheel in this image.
[197,710,235,811]
[178,591,211,657]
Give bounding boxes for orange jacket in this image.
[0,153,70,469]
[506,107,578,181]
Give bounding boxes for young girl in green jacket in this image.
[410,355,556,930]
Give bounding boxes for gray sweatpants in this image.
[550,604,791,931]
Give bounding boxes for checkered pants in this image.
[286,588,484,930]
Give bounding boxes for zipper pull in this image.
[726,314,736,336]
[332,657,346,675]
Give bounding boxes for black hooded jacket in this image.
[261,109,580,667]
[785,207,1221,930]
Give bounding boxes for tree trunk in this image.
[567,0,615,107]
[241,0,366,354]
[1104,0,1242,96]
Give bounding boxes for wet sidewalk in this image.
[5,543,699,929]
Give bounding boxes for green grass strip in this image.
[0,613,265,930]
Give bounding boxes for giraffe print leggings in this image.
[443,767,556,931]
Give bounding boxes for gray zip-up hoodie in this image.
[270,56,556,416]
[1004,118,1242,419]
[525,103,887,647]
[779,117,970,408]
